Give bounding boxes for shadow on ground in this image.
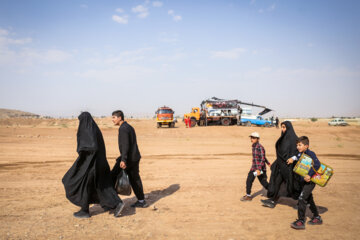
[90,183,180,217]
[252,187,328,218]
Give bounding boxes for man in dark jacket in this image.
[111,110,148,208]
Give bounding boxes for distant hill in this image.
[0,108,40,118]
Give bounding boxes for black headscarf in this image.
[275,121,298,163]
[76,112,99,153]
[62,112,120,209]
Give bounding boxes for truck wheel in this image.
[221,118,231,126]
[264,123,270,127]
[190,118,197,127]
[246,121,251,127]
[157,123,161,128]
[170,123,175,128]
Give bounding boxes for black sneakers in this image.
[114,202,125,217]
[73,210,90,219]
[131,200,149,208]
[308,216,323,225]
[261,199,276,208]
[291,219,305,229]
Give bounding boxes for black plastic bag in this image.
[115,169,132,196]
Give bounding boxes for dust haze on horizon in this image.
[0,1,359,118]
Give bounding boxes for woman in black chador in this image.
[62,112,124,218]
[261,121,301,208]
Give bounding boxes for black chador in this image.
[62,112,123,218]
[262,121,301,207]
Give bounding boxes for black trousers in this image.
[111,161,145,201]
[246,170,269,195]
[298,181,318,221]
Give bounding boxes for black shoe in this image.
[131,200,149,208]
[308,216,323,225]
[291,219,305,229]
[73,210,90,219]
[114,202,125,217]
[261,199,276,208]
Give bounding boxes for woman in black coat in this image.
[62,112,124,218]
[261,121,301,208]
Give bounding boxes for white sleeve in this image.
[292,156,298,161]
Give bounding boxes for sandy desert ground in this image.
[0,117,359,239]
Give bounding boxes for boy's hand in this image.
[304,175,311,182]
[256,170,261,176]
[287,158,294,165]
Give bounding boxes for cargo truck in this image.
[184,97,272,127]
[156,106,175,128]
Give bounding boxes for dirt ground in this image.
[0,118,359,240]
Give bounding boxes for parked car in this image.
[241,115,272,127]
[328,118,348,126]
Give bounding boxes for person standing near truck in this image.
[275,117,279,128]
[236,105,243,126]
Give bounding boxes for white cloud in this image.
[259,3,276,13]
[138,12,149,18]
[116,8,124,13]
[76,65,157,83]
[100,48,153,66]
[152,1,163,7]
[211,48,246,59]
[268,4,276,11]
[0,29,71,66]
[132,5,149,18]
[112,15,129,24]
[153,52,187,62]
[0,28,9,36]
[37,49,72,63]
[0,47,72,66]
[173,15,182,22]
[0,30,32,49]
[7,37,32,45]
[159,32,179,43]
[168,9,182,22]
[80,4,88,9]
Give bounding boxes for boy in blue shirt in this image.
[287,136,323,229]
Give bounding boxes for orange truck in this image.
[183,97,272,127]
[155,106,176,128]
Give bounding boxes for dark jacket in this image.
[118,121,141,165]
[294,149,321,177]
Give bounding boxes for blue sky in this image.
[0,0,359,118]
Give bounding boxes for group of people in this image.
[62,111,147,219]
[241,121,323,230]
[62,112,323,229]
